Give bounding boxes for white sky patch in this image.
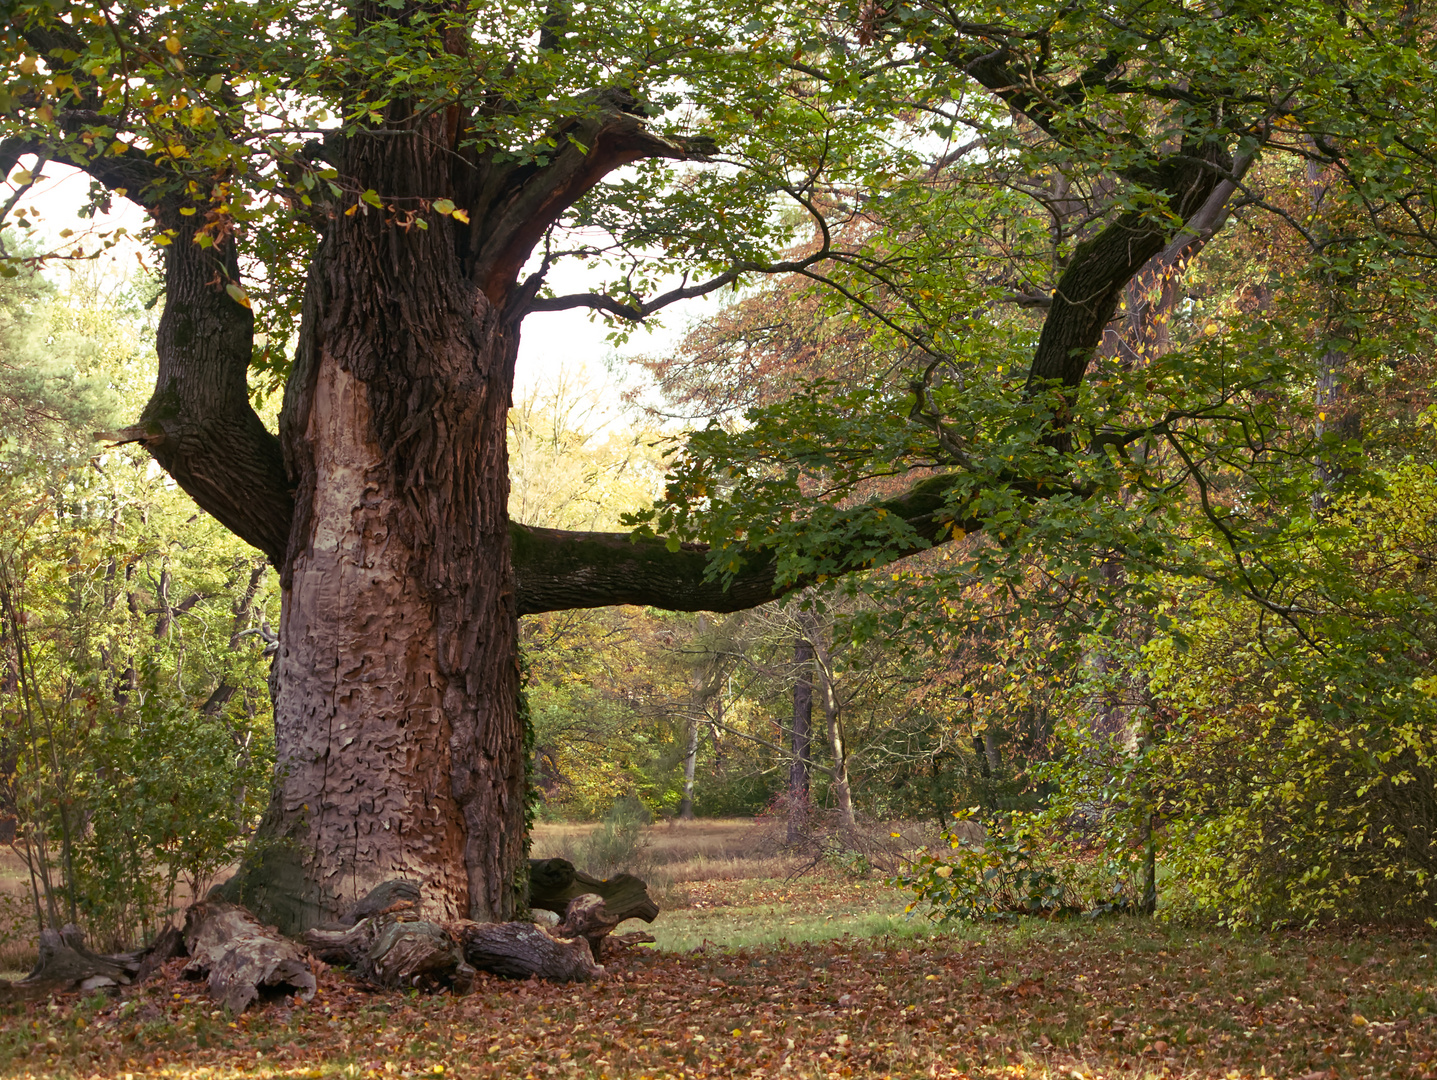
[5,158,716,417]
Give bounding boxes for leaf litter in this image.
[4,875,1436,1080]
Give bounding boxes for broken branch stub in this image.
[183,901,316,1013]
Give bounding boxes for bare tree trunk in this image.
[218,115,525,936]
[817,654,855,832]
[787,633,814,843]
[678,715,698,821]
[982,729,1002,775]
[678,614,708,820]
[1306,155,1361,512]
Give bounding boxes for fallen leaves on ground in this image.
[5,879,1436,1080]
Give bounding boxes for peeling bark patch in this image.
[271,355,470,927]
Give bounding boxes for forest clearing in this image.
[2,819,1434,1080]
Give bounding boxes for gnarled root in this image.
[183,901,317,1013]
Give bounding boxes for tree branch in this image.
[511,473,977,615]
[524,249,832,321]
[459,88,717,306]
[121,210,294,566]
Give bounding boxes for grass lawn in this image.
[3,819,1435,1079]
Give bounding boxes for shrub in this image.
[893,811,1071,921]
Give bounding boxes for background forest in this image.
[3,0,1436,960]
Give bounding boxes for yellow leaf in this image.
[225,283,252,309]
[451,208,470,224]
[165,35,181,54]
[11,168,32,186]
[19,56,37,75]
[934,865,953,878]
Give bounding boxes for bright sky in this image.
[4,158,715,412]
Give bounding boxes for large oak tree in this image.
[4,0,1428,934]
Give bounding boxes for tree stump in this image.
[183,901,317,1013]
[0,923,182,1003]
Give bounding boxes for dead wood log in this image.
[557,894,629,961]
[0,921,186,1003]
[610,930,657,950]
[182,901,316,1013]
[303,880,600,985]
[529,859,659,922]
[452,920,602,982]
[529,859,659,960]
[301,918,377,967]
[369,919,474,991]
[303,912,475,993]
[131,924,184,984]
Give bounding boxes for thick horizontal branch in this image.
[512,473,973,615]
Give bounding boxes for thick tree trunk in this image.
[221,117,525,936]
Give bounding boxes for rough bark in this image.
[218,105,528,935]
[182,901,317,1013]
[452,920,602,982]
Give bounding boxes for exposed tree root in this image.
[182,901,317,1013]
[0,923,182,1003]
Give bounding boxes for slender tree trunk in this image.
[1306,156,1361,511]
[678,614,708,821]
[222,116,525,935]
[1139,809,1157,915]
[678,716,699,820]
[787,633,814,843]
[982,729,1001,776]
[818,659,855,832]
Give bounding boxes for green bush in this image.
[893,811,1071,921]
